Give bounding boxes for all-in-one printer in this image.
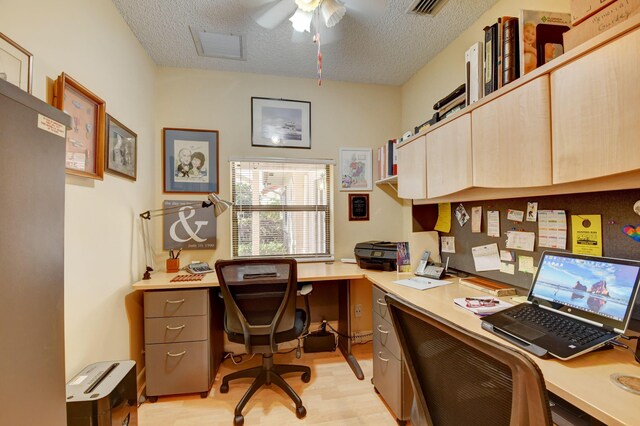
[354,241,398,271]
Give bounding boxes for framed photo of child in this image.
[163,128,219,194]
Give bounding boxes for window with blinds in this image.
[231,158,333,260]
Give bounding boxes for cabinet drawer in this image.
[372,285,390,322]
[145,315,208,344]
[144,289,208,318]
[373,339,411,420]
[145,340,210,396]
[373,311,401,360]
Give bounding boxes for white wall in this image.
[154,68,403,264]
[401,0,570,132]
[0,0,156,379]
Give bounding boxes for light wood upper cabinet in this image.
[397,135,427,199]
[426,114,472,198]
[551,28,640,184]
[472,76,552,188]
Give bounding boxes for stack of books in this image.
[376,139,397,181]
[482,15,521,96]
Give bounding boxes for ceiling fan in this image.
[241,0,388,84]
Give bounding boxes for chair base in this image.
[220,353,311,425]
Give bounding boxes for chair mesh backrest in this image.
[216,259,297,337]
[386,295,551,426]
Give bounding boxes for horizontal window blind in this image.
[231,160,333,260]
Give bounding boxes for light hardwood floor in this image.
[139,342,403,425]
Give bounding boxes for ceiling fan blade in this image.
[253,0,298,29]
[342,0,388,15]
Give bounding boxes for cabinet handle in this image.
[377,352,389,362]
[165,299,185,304]
[376,325,389,334]
[376,298,386,306]
[166,324,186,331]
[166,350,186,357]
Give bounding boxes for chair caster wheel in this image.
[220,383,229,393]
[147,396,158,403]
[200,391,208,398]
[301,372,311,383]
[233,414,244,426]
[296,405,307,419]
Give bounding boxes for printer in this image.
[354,241,398,271]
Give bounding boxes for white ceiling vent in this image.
[190,27,246,61]
[406,0,451,16]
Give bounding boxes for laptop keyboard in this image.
[505,304,609,346]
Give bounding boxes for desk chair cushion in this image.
[225,309,307,346]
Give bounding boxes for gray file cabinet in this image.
[372,285,413,424]
[144,288,222,401]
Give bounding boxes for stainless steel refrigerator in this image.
[0,78,70,425]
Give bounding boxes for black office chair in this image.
[385,294,552,426]
[215,258,312,426]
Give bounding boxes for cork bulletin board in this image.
[428,189,640,322]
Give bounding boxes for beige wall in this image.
[154,68,403,265]
[0,0,156,380]
[401,0,570,132]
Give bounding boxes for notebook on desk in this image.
[482,251,640,360]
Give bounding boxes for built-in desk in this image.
[133,264,640,425]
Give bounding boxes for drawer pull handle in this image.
[377,352,390,362]
[376,299,386,306]
[166,299,185,304]
[167,350,186,357]
[166,324,186,331]
[377,325,389,334]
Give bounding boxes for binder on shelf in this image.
[464,42,483,106]
[502,17,519,86]
[483,22,499,96]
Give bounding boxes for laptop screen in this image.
[529,252,640,331]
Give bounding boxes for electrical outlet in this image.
[354,304,363,318]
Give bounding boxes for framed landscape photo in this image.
[163,128,219,194]
[105,114,137,181]
[0,32,33,93]
[53,73,106,179]
[339,147,372,191]
[349,194,369,221]
[251,97,311,149]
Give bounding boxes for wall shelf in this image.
[375,175,397,193]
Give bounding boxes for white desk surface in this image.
[132,263,640,425]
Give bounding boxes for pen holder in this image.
[166,258,180,273]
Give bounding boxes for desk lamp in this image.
[139,193,233,280]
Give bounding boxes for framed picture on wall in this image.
[349,194,369,221]
[105,114,137,181]
[163,128,219,194]
[0,32,33,93]
[53,72,106,180]
[251,97,311,149]
[339,147,373,191]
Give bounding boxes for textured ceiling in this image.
[111,0,498,86]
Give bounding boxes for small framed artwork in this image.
[0,32,33,93]
[251,97,311,149]
[53,73,106,179]
[105,115,137,181]
[163,128,219,194]
[349,194,369,221]
[162,200,217,250]
[339,147,373,191]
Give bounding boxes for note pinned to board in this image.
[507,209,524,222]
[434,203,451,233]
[500,262,515,275]
[506,231,535,252]
[471,243,501,272]
[538,210,567,249]
[471,206,482,233]
[519,256,535,274]
[441,236,455,253]
[487,210,500,237]
[571,215,602,256]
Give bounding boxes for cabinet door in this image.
[397,135,427,199]
[472,76,552,188]
[551,29,640,183]
[426,114,472,198]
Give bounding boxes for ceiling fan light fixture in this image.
[289,8,313,32]
[321,0,346,28]
[295,0,321,12]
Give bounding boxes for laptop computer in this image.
[481,251,640,360]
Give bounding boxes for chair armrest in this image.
[297,283,313,296]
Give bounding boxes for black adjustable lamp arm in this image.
[139,200,214,220]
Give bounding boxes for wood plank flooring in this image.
[138,342,403,425]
